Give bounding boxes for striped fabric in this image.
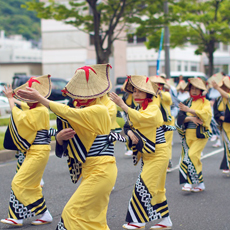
[48,127,57,137]
[87,135,114,157]
[33,130,52,145]
[155,127,166,144]
[210,117,220,137]
[9,115,31,151]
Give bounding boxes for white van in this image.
[170,71,207,84]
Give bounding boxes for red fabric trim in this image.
[76,66,97,82]
[73,99,94,107]
[29,102,38,109]
[190,93,205,102]
[35,219,48,223]
[155,223,168,228]
[27,77,40,87]
[127,223,142,228]
[5,219,19,225]
[134,98,152,110]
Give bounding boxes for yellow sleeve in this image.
[195,100,212,128]
[127,103,163,129]
[49,101,111,134]
[161,92,172,106]
[12,104,50,143]
[20,102,29,111]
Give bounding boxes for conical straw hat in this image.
[13,74,52,103]
[124,75,158,96]
[184,78,207,91]
[207,72,224,87]
[219,76,230,89]
[62,64,112,99]
[176,80,187,91]
[150,75,166,85]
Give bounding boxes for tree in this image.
[0,0,41,41]
[137,0,230,76]
[24,0,153,64]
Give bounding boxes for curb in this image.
[0,141,56,163]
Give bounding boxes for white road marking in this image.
[169,147,224,172]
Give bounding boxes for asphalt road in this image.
[0,132,229,230]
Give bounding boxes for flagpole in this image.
[156,28,164,76]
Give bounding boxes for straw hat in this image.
[124,75,158,96]
[149,75,166,85]
[13,75,52,103]
[160,73,167,79]
[176,80,187,91]
[219,76,230,89]
[62,64,112,99]
[184,78,207,91]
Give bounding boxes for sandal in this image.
[182,186,192,192]
[1,218,23,226]
[150,223,172,229]
[191,187,204,192]
[123,222,145,229]
[31,219,52,225]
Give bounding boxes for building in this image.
[0,30,42,84]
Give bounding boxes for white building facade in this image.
[0,31,42,84]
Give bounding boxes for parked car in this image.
[0,96,10,116]
[12,75,70,101]
[115,76,127,95]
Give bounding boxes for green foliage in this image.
[24,0,149,63]
[135,0,230,76]
[0,0,41,41]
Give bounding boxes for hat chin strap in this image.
[74,98,95,107]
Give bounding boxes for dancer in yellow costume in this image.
[1,75,53,227]
[121,80,138,156]
[17,64,125,230]
[100,93,121,133]
[110,75,173,230]
[176,78,212,192]
[150,76,175,172]
[212,77,230,174]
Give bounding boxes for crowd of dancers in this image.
[0,64,229,230]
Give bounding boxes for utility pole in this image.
[164,1,170,79]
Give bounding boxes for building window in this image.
[223,44,228,51]
[191,62,197,71]
[177,61,181,71]
[184,61,188,71]
[136,36,146,43]
[127,34,146,44]
[127,34,134,43]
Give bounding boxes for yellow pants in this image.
[126,143,170,223]
[179,129,208,184]
[165,131,173,159]
[61,156,117,230]
[9,145,50,219]
[220,122,230,169]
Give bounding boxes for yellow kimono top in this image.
[127,101,163,146]
[4,103,50,151]
[100,94,120,130]
[152,95,161,108]
[160,91,174,126]
[50,98,111,162]
[187,98,212,130]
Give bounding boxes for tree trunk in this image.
[96,49,110,64]
[207,51,214,77]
